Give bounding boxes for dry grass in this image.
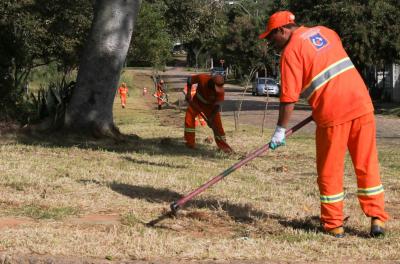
[0,70,399,262]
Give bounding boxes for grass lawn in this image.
[0,70,399,262]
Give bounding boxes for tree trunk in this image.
[65,0,141,136]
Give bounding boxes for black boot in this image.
[326,226,345,238]
[370,218,385,237]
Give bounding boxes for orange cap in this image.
[259,11,295,39]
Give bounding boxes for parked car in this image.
[252,77,280,96]
[210,67,226,77]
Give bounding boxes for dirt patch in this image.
[0,253,275,264]
[0,217,33,230]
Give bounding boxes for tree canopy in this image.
[128,0,173,69]
[271,0,400,69]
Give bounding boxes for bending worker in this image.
[184,73,233,153]
[259,11,388,237]
[118,82,129,108]
[184,83,206,127]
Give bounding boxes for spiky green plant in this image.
[29,80,75,129]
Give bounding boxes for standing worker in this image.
[156,79,166,110]
[118,82,129,108]
[259,11,388,237]
[184,73,233,153]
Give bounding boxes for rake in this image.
[147,115,313,226]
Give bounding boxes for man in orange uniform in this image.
[259,11,388,237]
[185,73,233,153]
[183,83,206,127]
[156,79,166,110]
[118,82,129,108]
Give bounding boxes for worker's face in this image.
[213,75,224,93]
[213,75,224,86]
[267,27,290,50]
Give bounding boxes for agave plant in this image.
[30,80,75,130]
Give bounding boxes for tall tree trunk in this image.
[65,0,141,136]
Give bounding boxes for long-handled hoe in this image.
[146,115,313,226]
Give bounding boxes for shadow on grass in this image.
[15,132,224,160]
[279,216,371,238]
[122,156,188,169]
[79,180,284,223]
[79,180,373,237]
[110,183,283,223]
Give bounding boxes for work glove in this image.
[269,125,286,150]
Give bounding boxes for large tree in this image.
[64,0,141,136]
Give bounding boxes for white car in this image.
[252,77,280,96]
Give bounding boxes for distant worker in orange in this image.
[183,83,206,127]
[155,79,166,110]
[259,11,388,237]
[118,82,129,108]
[184,73,233,153]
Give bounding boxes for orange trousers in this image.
[316,112,389,230]
[156,91,164,106]
[120,95,127,107]
[184,101,231,152]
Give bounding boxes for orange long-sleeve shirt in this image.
[280,26,373,127]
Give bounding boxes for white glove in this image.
[269,125,286,150]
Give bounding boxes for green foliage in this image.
[0,0,92,121]
[128,0,173,69]
[221,15,275,79]
[272,0,400,68]
[164,0,228,68]
[33,0,93,71]
[26,80,75,128]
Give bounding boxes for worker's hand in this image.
[269,126,286,150]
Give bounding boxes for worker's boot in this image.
[326,226,345,238]
[158,105,161,110]
[370,217,385,237]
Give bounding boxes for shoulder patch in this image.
[309,33,329,50]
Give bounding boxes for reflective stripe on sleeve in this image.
[302,57,355,99]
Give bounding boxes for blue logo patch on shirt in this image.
[309,33,328,50]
